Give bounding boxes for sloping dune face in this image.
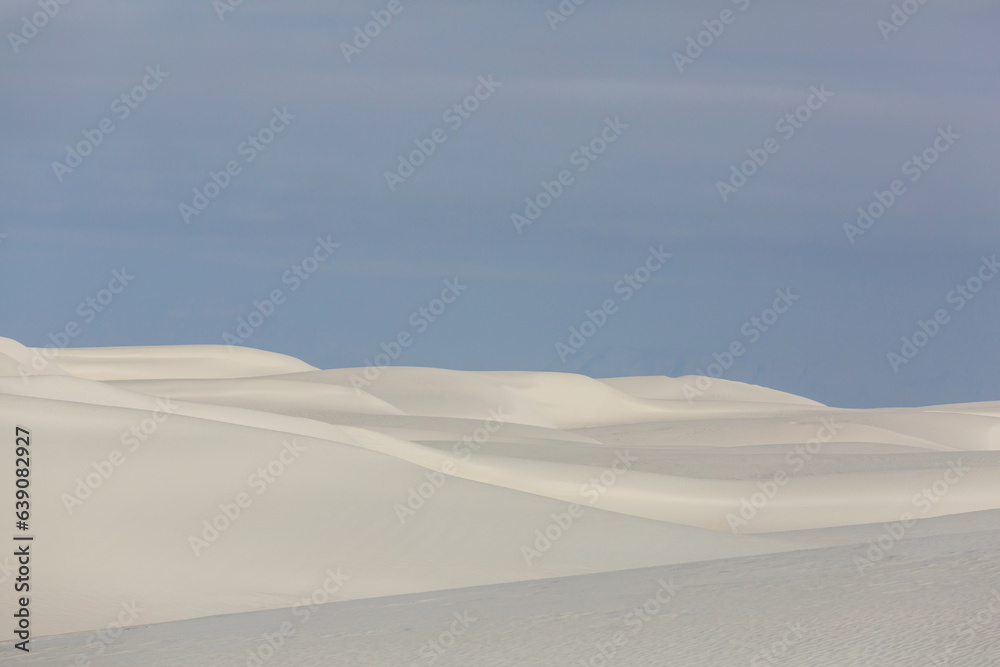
[1,336,999,637]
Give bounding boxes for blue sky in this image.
[1,0,997,408]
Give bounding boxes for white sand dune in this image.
[11,509,1000,666]
[1,337,999,664]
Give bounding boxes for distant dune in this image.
[2,337,999,661]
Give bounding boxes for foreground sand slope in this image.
[0,337,998,637]
[9,509,1000,666]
